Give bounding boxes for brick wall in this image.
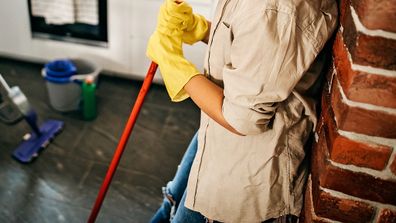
[300,0,396,222]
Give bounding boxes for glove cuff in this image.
[159,58,201,102]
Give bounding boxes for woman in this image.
[147,0,337,222]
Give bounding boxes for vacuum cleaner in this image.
[0,74,64,163]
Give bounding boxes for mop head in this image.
[12,120,64,163]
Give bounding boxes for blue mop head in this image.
[12,120,64,163]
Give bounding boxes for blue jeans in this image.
[150,132,298,223]
[150,132,206,223]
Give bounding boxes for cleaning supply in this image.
[146,27,200,102]
[43,59,80,112]
[147,0,204,102]
[0,74,64,163]
[82,75,97,120]
[164,0,209,45]
[88,62,158,223]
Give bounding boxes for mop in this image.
[88,62,158,223]
[0,74,64,163]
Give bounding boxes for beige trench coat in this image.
[184,0,338,222]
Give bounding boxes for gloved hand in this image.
[161,0,209,45]
[147,14,200,102]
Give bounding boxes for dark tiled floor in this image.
[0,57,200,222]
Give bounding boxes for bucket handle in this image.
[69,66,100,84]
[42,60,100,84]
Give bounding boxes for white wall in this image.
[0,0,214,82]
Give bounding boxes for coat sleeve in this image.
[221,9,327,135]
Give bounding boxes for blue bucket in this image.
[43,58,100,112]
[43,59,82,112]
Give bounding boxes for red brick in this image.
[350,0,396,33]
[330,74,396,138]
[340,1,396,70]
[339,0,349,26]
[333,32,396,108]
[311,131,377,223]
[391,157,396,176]
[377,209,396,223]
[300,178,332,223]
[328,134,391,171]
[314,188,375,223]
[312,129,396,205]
[321,94,393,170]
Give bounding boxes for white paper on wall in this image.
[31,0,75,25]
[31,0,99,25]
[75,0,99,25]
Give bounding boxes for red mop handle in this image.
[88,62,158,223]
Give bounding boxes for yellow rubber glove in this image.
[146,31,200,102]
[163,0,209,45]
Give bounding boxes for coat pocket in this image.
[210,19,233,70]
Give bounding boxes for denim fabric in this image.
[150,132,205,223]
[172,189,206,223]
